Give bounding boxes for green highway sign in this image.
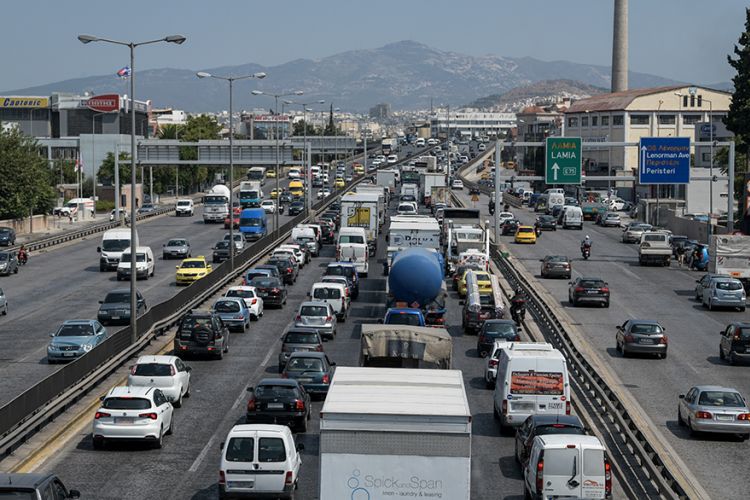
[545,137,582,185]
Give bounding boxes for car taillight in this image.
[345,288,350,296]
[130,365,137,375]
[738,413,750,421]
[271,288,280,294]
[251,298,257,305]
[575,286,585,293]
[284,470,294,486]
[326,316,332,322]
[281,372,288,379]
[695,411,713,419]
[286,268,293,274]
[566,401,571,415]
[170,365,176,376]
[601,287,610,294]
[502,400,508,415]
[489,359,498,368]
[536,456,544,492]
[322,374,330,384]
[659,336,668,344]
[247,398,256,412]
[604,458,612,496]
[294,399,305,411]
[564,264,570,269]
[513,334,521,341]
[94,412,111,419]
[219,470,226,485]
[624,334,635,343]
[139,412,158,420]
[295,315,301,321]
[315,345,323,352]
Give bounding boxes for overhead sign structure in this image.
[639,137,690,185]
[545,137,582,185]
[85,94,120,113]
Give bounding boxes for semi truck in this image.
[375,169,398,194]
[340,193,380,255]
[387,247,447,326]
[381,137,398,155]
[709,234,750,290]
[239,181,263,208]
[203,184,231,223]
[318,367,471,500]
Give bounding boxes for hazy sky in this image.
[1,0,746,90]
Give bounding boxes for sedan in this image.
[128,355,192,407]
[615,319,668,359]
[47,320,108,363]
[477,320,519,358]
[97,288,147,326]
[622,223,653,243]
[288,201,305,216]
[295,301,337,339]
[568,277,610,307]
[224,286,264,320]
[92,386,174,449]
[250,276,287,308]
[678,385,750,439]
[162,238,191,260]
[599,212,621,227]
[245,379,311,432]
[702,277,747,312]
[211,297,251,332]
[535,215,557,231]
[515,415,586,464]
[281,352,336,398]
[540,255,571,279]
[260,200,276,214]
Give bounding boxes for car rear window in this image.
[258,437,286,463]
[214,300,241,313]
[181,317,212,331]
[484,323,517,338]
[226,437,254,462]
[715,281,743,291]
[287,357,324,372]
[543,448,578,475]
[102,397,151,410]
[580,280,605,288]
[255,385,297,399]
[251,278,277,288]
[134,363,173,377]
[285,332,319,344]
[313,288,341,300]
[227,290,253,299]
[386,312,422,326]
[644,234,666,242]
[630,323,662,334]
[698,391,745,407]
[535,424,584,437]
[517,227,534,233]
[547,256,568,263]
[301,305,328,317]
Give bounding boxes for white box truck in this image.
[376,169,398,194]
[420,172,446,206]
[341,193,380,254]
[709,234,750,290]
[319,367,471,500]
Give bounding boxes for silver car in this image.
[162,238,191,260]
[678,385,750,439]
[622,223,652,243]
[294,301,337,339]
[0,251,18,276]
[702,277,747,312]
[47,320,108,363]
[0,287,7,315]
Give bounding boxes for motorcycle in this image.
[18,251,28,266]
[510,298,526,325]
[534,225,542,237]
[581,244,591,260]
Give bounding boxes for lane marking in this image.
[613,262,642,281]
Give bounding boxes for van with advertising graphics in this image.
[98,228,139,272]
[524,434,612,500]
[493,342,570,433]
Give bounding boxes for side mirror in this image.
[96,246,101,253]
[49,332,55,337]
[186,366,193,372]
[68,490,81,499]
[176,265,180,269]
[162,244,166,247]
[220,441,225,449]
[98,300,104,304]
[296,442,305,451]
[246,386,254,392]
[99,396,105,401]
[678,394,685,399]
[330,361,337,366]
[720,331,725,335]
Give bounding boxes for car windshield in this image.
[133,363,173,377]
[286,357,324,372]
[387,312,422,326]
[215,241,230,249]
[240,218,262,226]
[226,437,254,462]
[181,261,206,269]
[715,280,743,291]
[57,324,94,336]
[251,278,277,288]
[0,254,8,261]
[102,239,130,252]
[698,391,745,407]
[167,240,186,246]
[630,323,662,334]
[177,201,191,206]
[300,305,328,317]
[0,229,10,235]
[104,292,130,303]
[102,397,151,410]
[255,384,297,399]
[214,301,240,313]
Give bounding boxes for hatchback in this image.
[162,238,191,260]
[281,352,335,398]
[211,297,251,332]
[719,322,750,365]
[294,301,337,339]
[128,355,192,407]
[678,385,750,439]
[615,319,668,359]
[47,320,108,363]
[225,286,264,320]
[0,473,79,499]
[702,277,747,311]
[250,276,287,308]
[540,255,571,279]
[0,251,19,276]
[694,273,727,301]
[477,320,520,358]
[515,414,586,464]
[92,386,174,449]
[278,327,325,371]
[245,379,311,432]
[568,277,610,307]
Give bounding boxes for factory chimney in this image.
[611,0,628,92]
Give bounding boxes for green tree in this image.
[292,120,320,136]
[324,104,336,136]
[0,129,55,219]
[725,8,750,215]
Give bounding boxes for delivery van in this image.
[98,228,139,271]
[337,228,369,276]
[116,246,155,281]
[560,205,583,230]
[493,342,570,433]
[288,180,304,197]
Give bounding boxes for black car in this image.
[501,219,521,236]
[97,288,147,326]
[212,240,231,263]
[515,414,586,464]
[568,277,610,307]
[536,215,557,231]
[245,378,311,432]
[719,322,750,365]
[288,201,305,216]
[0,227,16,246]
[267,257,298,285]
[477,320,520,357]
[322,210,340,229]
[250,276,287,307]
[317,219,336,243]
[174,310,230,359]
[325,263,359,300]
[468,187,481,196]
[279,192,293,204]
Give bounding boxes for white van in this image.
[310,281,348,320]
[175,198,194,217]
[493,343,570,432]
[337,227,369,276]
[415,138,426,147]
[117,246,155,281]
[524,434,611,500]
[98,228,139,271]
[544,188,565,195]
[561,205,583,230]
[219,424,303,499]
[547,192,565,210]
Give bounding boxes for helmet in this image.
[585,235,590,240]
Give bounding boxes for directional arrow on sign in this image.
[551,163,560,181]
[641,146,647,175]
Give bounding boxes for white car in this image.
[287,169,302,179]
[496,212,515,224]
[277,244,307,266]
[321,172,329,183]
[225,286,264,320]
[397,202,418,215]
[92,386,174,449]
[607,197,626,211]
[109,208,130,222]
[260,200,276,214]
[128,355,192,407]
[484,340,513,389]
[224,233,246,252]
[175,199,194,217]
[387,154,398,164]
[376,155,386,163]
[317,188,331,199]
[452,179,464,190]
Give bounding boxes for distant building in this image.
[151,108,188,132]
[430,111,515,139]
[241,113,290,139]
[369,103,391,120]
[516,103,567,174]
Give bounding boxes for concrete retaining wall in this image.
[656,207,727,241]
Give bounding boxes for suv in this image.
[278,326,325,371]
[0,473,80,499]
[0,227,16,246]
[720,322,750,364]
[174,310,230,359]
[638,231,672,266]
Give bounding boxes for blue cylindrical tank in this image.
[388,248,443,306]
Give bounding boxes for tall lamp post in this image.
[79,33,186,344]
[197,71,266,271]
[251,90,304,233]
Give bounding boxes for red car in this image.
[224,207,241,229]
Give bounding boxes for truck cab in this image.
[382,308,425,327]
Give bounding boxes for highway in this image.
[453,183,750,498]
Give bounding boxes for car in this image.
[245,378,311,432]
[702,276,747,311]
[266,168,277,178]
[162,238,191,260]
[128,355,192,407]
[223,232,246,252]
[568,277,610,307]
[382,307,425,327]
[719,322,750,365]
[496,212,515,225]
[109,208,130,222]
[458,269,492,298]
[281,352,336,398]
[287,169,302,179]
[175,199,194,217]
[0,251,19,276]
[224,207,240,229]
[484,338,526,389]
[272,248,302,269]
[294,301,337,339]
[173,310,230,359]
[92,385,174,449]
[318,188,331,199]
[267,256,298,285]
[615,319,668,359]
[451,179,464,190]
[225,286,264,320]
[278,327,325,371]
[334,177,345,189]
[137,203,157,214]
[540,255,572,279]
[514,414,586,464]
[243,267,277,285]
[0,473,80,499]
[325,262,360,300]
[0,287,6,315]
[477,319,519,358]
[260,199,276,214]
[344,174,353,182]
[288,201,305,216]
[501,219,521,236]
[250,276,288,309]
[694,273,728,301]
[514,225,537,244]
[212,240,232,263]
[211,297,251,332]
[47,320,108,363]
[269,188,281,199]
[599,212,622,227]
[97,288,147,326]
[535,215,557,231]
[678,385,750,439]
[622,222,653,243]
[175,256,212,285]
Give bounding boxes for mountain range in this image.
[2,40,713,112]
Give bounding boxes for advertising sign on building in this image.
[85,94,120,113]
[0,96,49,108]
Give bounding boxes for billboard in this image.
[0,96,48,108]
[510,371,564,395]
[85,94,120,113]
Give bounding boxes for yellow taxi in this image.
[334,177,346,189]
[288,180,304,197]
[458,270,493,298]
[269,188,280,199]
[514,225,537,244]
[175,256,212,285]
[266,169,277,178]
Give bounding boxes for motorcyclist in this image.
[17,245,27,265]
[581,235,592,252]
[510,288,526,323]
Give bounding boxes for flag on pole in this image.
[75,158,84,172]
[116,66,131,79]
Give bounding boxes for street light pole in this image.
[285,99,325,216]
[79,33,186,344]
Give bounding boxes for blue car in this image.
[47,320,108,363]
[382,308,425,327]
[211,297,251,332]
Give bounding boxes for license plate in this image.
[717,415,734,421]
[259,292,268,297]
[586,290,598,294]
[63,352,75,357]
[547,402,564,410]
[639,338,655,344]
[267,403,284,409]
[111,316,120,320]
[298,378,313,383]
[228,481,254,489]
[114,417,134,424]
